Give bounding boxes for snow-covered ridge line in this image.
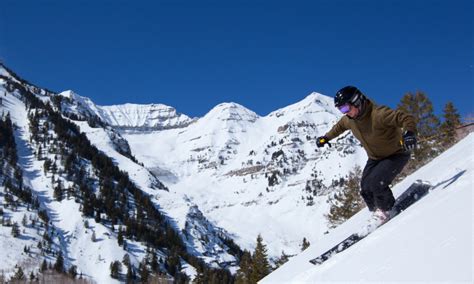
[0,63,56,96]
[98,103,195,130]
[94,93,334,130]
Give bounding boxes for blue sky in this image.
[1,0,472,118]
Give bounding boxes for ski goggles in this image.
[338,103,351,114]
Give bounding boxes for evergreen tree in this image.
[138,259,149,283]
[68,265,78,279]
[54,251,64,273]
[12,265,25,281]
[40,259,48,272]
[301,237,311,251]
[54,180,63,201]
[397,91,440,138]
[250,234,271,283]
[274,251,291,268]
[235,250,252,284]
[43,159,52,175]
[193,271,209,284]
[439,101,461,148]
[326,166,365,228]
[397,91,441,173]
[11,222,20,237]
[117,226,124,246]
[29,271,36,282]
[110,260,122,279]
[151,249,159,272]
[122,254,131,267]
[126,264,134,283]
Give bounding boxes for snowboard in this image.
[309,180,432,265]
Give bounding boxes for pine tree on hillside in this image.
[274,251,291,268]
[250,234,271,283]
[235,250,253,284]
[397,91,440,138]
[40,259,48,272]
[397,91,441,174]
[151,248,159,273]
[54,180,63,201]
[117,226,124,246]
[439,101,461,148]
[110,260,122,279]
[301,237,311,251]
[12,265,25,281]
[122,254,131,267]
[54,251,64,273]
[138,259,149,283]
[326,166,365,228]
[29,271,36,282]
[68,265,78,279]
[11,222,20,237]
[126,264,135,282]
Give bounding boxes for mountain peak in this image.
[203,102,259,123]
[98,103,193,129]
[56,90,103,118]
[267,92,338,119]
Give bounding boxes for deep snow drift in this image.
[261,133,473,283]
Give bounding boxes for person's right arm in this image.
[325,117,349,140]
[317,118,348,148]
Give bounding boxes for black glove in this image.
[403,131,417,151]
[316,136,331,148]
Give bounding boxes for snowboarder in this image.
[316,86,417,226]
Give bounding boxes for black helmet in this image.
[334,86,366,108]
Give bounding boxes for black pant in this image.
[360,152,410,212]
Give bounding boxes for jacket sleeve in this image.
[380,107,417,133]
[325,117,349,140]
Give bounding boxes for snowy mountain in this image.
[1,62,369,283]
[119,91,367,260]
[261,133,474,283]
[0,63,239,282]
[4,61,469,283]
[98,103,194,130]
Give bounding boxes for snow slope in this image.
[1,64,239,281]
[0,87,129,283]
[261,133,474,283]
[73,116,238,272]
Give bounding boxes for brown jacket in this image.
[325,100,416,160]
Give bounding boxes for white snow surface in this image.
[261,133,474,283]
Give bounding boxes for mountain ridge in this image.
[0,62,368,283]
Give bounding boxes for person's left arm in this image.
[380,106,417,150]
[380,106,417,133]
